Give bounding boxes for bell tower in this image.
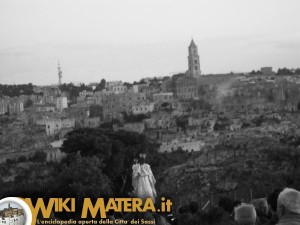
[188,39,201,77]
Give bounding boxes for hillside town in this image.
[0,203,24,225]
[1,40,300,224]
[1,40,300,164]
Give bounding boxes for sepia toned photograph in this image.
[0,0,300,224]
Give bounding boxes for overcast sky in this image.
[0,202,22,210]
[0,0,300,85]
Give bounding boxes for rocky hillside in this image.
[158,132,299,206]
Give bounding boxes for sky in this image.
[0,202,22,210]
[0,0,300,85]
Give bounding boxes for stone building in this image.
[106,81,123,88]
[161,78,174,93]
[102,94,122,121]
[102,92,147,121]
[261,67,274,75]
[7,98,24,114]
[56,97,68,111]
[93,90,114,106]
[133,83,149,93]
[0,100,8,115]
[132,102,155,115]
[175,76,198,100]
[107,85,127,94]
[45,118,75,136]
[79,90,93,97]
[188,39,201,77]
[153,92,174,103]
[83,117,101,128]
[35,103,55,112]
[42,86,60,98]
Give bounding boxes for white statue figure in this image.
[132,154,156,203]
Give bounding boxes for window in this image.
[195,66,198,70]
[194,59,197,64]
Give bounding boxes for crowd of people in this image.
[127,155,300,225]
[165,187,300,225]
[106,187,300,225]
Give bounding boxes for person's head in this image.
[251,198,268,215]
[218,197,234,214]
[189,201,199,214]
[267,189,282,214]
[234,204,257,225]
[277,188,300,219]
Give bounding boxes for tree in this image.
[277,68,293,75]
[95,79,106,91]
[89,105,103,119]
[176,116,188,131]
[295,68,300,75]
[24,99,33,108]
[55,154,112,198]
[124,82,133,89]
[297,102,300,111]
[0,83,34,97]
[29,151,47,162]
[61,128,159,194]
[249,70,262,75]
[60,83,93,103]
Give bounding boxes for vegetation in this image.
[249,70,262,75]
[277,67,300,75]
[24,98,33,108]
[94,79,106,91]
[61,128,160,194]
[89,105,103,119]
[0,83,34,97]
[60,83,93,103]
[191,99,212,111]
[0,128,193,219]
[123,114,150,123]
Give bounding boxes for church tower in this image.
[188,39,201,77]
